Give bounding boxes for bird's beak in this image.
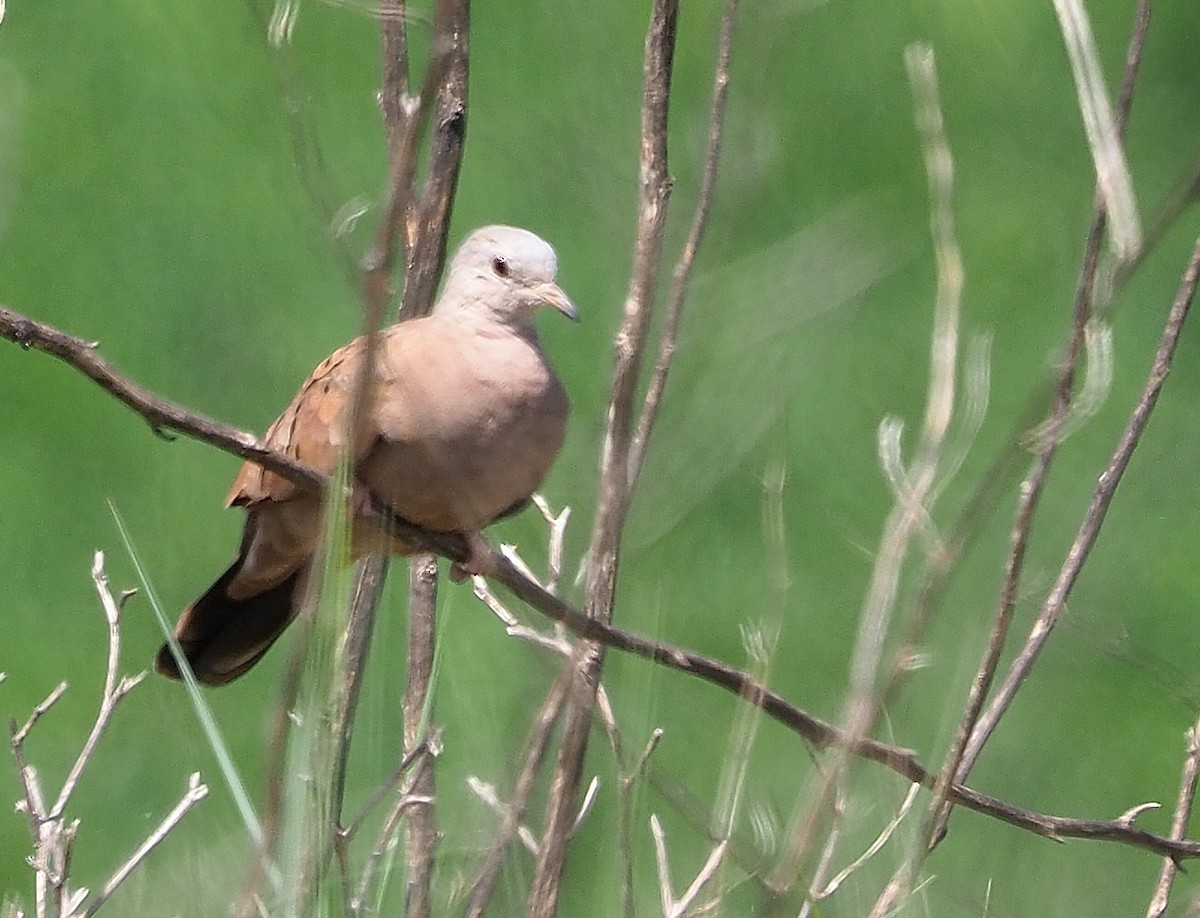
[531,281,579,321]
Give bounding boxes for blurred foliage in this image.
[2,0,1200,915]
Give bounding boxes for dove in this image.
[156,225,576,685]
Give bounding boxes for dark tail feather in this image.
[155,559,306,686]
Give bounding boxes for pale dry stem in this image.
[771,40,966,894]
[9,554,202,918]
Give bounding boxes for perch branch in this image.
[9,300,1200,863]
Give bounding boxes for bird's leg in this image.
[448,531,499,582]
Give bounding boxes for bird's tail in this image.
[155,556,307,686]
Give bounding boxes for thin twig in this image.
[341,739,430,846]
[12,682,68,747]
[467,778,541,853]
[53,553,147,820]
[797,790,845,918]
[816,783,920,901]
[620,729,665,918]
[627,0,740,487]
[9,721,48,848]
[651,813,728,918]
[464,670,572,916]
[79,773,209,918]
[771,40,965,892]
[1146,714,1200,918]
[963,232,1200,773]
[353,772,435,913]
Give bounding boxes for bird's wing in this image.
[227,334,381,507]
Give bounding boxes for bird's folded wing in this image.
[227,335,380,507]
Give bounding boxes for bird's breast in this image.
[361,330,569,532]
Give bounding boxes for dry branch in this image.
[8,553,205,918]
[7,302,1200,864]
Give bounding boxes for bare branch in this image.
[1052,0,1142,259]
[465,499,574,916]
[486,551,1200,861]
[10,290,1200,867]
[8,556,202,918]
[401,554,439,918]
[532,0,722,906]
[353,781,435,913]
[341,739,431,846]
[771,39,965,891]
[0,304,327,486]
[336,3,469,915]
[627,0,740,486]
[464,672,571,917]
[961,231,1200,768]
[823,786,921,900]
[651,814,728,918]
[12,682,68,747]
[79,773,209,918]
[52,553,147,820]
[620,729,664,918]
[0,305,470,556]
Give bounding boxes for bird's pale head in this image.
[440,225,578,324]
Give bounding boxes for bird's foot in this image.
[449,531,498,582]
[349,478,378,517]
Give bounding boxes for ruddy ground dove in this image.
[156,225,576,685]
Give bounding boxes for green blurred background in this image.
[3,0,1200,914]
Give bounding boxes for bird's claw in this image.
[449,531,497,582]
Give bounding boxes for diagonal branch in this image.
[960,232,1200,766]
[8,301,1200,865]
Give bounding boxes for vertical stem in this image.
[527,3,679,914]
[402,554,440,918]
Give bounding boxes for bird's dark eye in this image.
[491,256,510,278]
